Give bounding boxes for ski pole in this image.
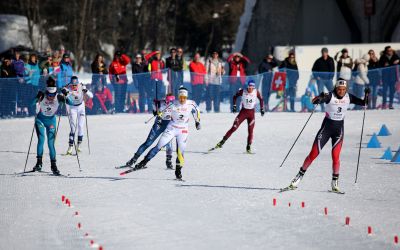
[279,104,318,168]
[22,122,36,174]
[65,106,82,171]
[355,93,369,183]
[54,102,64,142]
[85,112,91,155]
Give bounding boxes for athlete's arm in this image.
[232,89,244,106]
[349,93,366,106]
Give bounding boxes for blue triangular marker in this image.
[381,147,392,160]
[367,133,381,148]
[377,124,391,136]
[391,147,400,163]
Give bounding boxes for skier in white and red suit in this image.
[212,79,264,153]
[286,79,369,193]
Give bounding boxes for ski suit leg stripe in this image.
[301,120,331,171]
[77,104,85,138]
[247,110,255,145]
[68,106,77,145]
[331,126,344,175]
[223,109,248,141]
[46,116,57,160]
[35,118,46,158]
[176,130,188,167]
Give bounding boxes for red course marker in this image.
[395,235,398,244]
[367,226,372,235]
[288,202,291,207]
[61,195,65,202]
[345,217,350,225]
[324,207,328,215]
[99,246,103,250]
[301,202,305,208]
[273,198,276,206]
[90,240,94,245]
[75,211,79,216]
[78,223,81,229]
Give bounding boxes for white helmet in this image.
[335,79,347,88]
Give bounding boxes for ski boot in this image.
[166,155,173,169]
[246,144,252,154]
[77,142,82,153]
[215,139,226,149]
[51,160,60,176]
[134,158,149,170]
[289,167,306,189]
[32,156,43,172]
[175,165,182,180]
[66,144,73,155]
[330,174,344,193]
[126,154,139,168]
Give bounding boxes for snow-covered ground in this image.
[0,108,399,250]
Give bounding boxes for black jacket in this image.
[258,58,278,73]
[166,56,183,71]
[279,57,299,86]
[132,62,148,74]
[379,53,399,82]
[91,61,108,74]
[1,63,16,78]
[312,56,335,80]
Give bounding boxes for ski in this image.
[175,178,185,182]
[328,190,345,195]
[279,186,297,193]
[115,165,131,169]
[119,166,147,176]
[244,151,256,155]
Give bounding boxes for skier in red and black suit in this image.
[286,79,369,193]
[211,79,264,153]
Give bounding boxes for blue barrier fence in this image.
[0,65,399,117]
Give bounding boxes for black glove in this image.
[82,88,88,93]
[312,92,326,104]
[364,87,371,95]
[260,108,265,116]
[195,121,201,130]
[152,110,157,116]
[61,88,69,96]
[36,91,44,99]
[232,105,237,113]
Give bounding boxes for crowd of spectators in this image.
[0,44,399,118]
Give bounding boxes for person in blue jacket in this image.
[57,53,74,87]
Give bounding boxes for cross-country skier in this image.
[284,79,369,193]
[32,77,69,175]
[121,94,176,169]
[62,76,93,154]
[211,79,264,153]
[124,86,201,180]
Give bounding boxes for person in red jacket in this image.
[189,53,206,105]
[227,52,250,111]
[108,51,130,113]
[145,51,165,101]
[92,81,114,114]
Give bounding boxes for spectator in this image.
[146,51,165,100]
[132,54,152,113]
[40,54,53,76]
[91,54,108,86]
[57,53,74,87]
[0,56,17,117]
[378,46,399,109]
[301,88,314,112]
[92,81,114,114]
[108,50,131,113]
[334,48,353,81]
[166,48,183,97]
[353,54,370,109]
[367,49,380,109]
[279,51,299,112]
[24,53,41,115]
[205,51,224,112]
[307,78,319,97]
[13,51,25,78]
[177,47,188,70]
[258,54,278,111]
[227,52,250,110]
[189,52,206,105]
[311,47,335,111]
